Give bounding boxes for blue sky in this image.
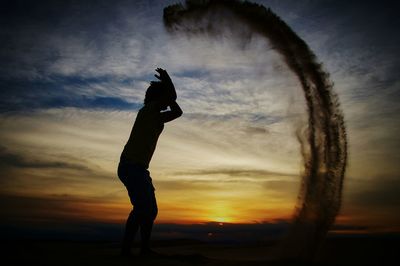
[0,0,399,235]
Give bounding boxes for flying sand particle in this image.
[163,0,347,261]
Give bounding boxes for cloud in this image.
[155,167,299,192]
[0,75,145,112]
[263,1,400,195]
[0,110,132,200]
[172,167,296,181]
[345,176,400,208]
[338,175,400,229]
[0,193,127,226]
[1,0,306,115]
[0,145,89,171]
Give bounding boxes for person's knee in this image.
[150,205,158,221]
[133,203,157,220]
[141,205,157,221]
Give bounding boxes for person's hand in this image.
[155,67,177,101]
[154,68,172,83]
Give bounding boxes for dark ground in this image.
[1,236,398,266]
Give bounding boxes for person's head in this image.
[144,81,171,110]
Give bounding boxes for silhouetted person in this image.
[118,68,182,257]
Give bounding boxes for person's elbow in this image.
[176,108,183,118]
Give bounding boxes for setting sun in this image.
[207,204,234,223]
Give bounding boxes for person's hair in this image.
[144,81,166,105]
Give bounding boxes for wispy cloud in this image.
[0,145,89,171]
[0,193,126,225]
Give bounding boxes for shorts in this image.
[117,161,158,220]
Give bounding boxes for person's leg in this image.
[139,181,158,255]
[118,162,140,256]
[121,208,140,256]
[139,217,154,252]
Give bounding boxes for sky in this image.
[1,0,399,239]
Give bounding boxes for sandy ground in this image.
[1,236,398,266]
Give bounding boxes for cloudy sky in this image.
[0,0,399,236]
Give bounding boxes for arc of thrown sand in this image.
[163,0,347,261]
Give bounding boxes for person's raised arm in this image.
[154,68,177,101]
[160,101,183,123]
